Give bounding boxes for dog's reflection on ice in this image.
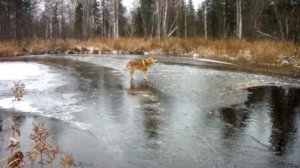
[127,80,154,96]
[127,80,161,139]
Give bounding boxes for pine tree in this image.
[92,0,101,35]
[74,1,83,39]
[210,0,223,38]
[118,0,127,37]
[139,0,155,37]
[186,0,196,37]
[177,0,186,38]
[196,4,204,37]
[52,2,59,39]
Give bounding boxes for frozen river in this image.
[0,55,300,167]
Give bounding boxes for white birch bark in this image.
[236,0,242,40]
[239,0,242,39]
[184,4,187,39]
[204,1,207,40]
[156,0,161,38]
[163,0,168,38]
[116,0,119,38]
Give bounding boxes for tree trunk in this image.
[223,0,226,38]
[285,18,289,39]
[162,0,168,38]
[184,4,187,39]
[236,0,242,39]
[116,0,119,38]
[204,1,207,40]
[274,5,284,40]
[156,0,161,38]
[294,7,298,44]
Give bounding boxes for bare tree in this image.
[44,0,54,39]
[156,0,161,38]
[162,0,168,38]
[113,0,119,38]
[204,1,208,40]
[236,0,242,39]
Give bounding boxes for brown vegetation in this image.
[1,83,75,168]
[0,38,299,68]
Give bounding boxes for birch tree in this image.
[204,1,208,40]
[155,0,161,38]
[236,0,242,39]
[162,0,168,38]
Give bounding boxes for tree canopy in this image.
[0,0,299,43]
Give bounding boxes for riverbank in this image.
[0,38,299,71]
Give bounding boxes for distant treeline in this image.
[0,0,299,43]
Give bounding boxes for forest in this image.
[0,0,299,42]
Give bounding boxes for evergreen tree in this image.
[92,0,101,35]
[177,0,186,37]
[186,0,196,37]
[196,4,204,37]
[15,0,33,40]
[74,1,83,39]
[0,0,16,40]
[52,2,59,39]
[133,7,144,37]
[139,0,155,37]
[210,0,223,38]
[118,0,127,37]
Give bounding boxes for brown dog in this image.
[125,55,157,80]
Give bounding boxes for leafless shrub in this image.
[8,137,20,155]
[27,149,38,168]
[29,122,49,167]
[60,154,75,168]
[47,146,59,168]
[11,123,21,137]
[12,81,25,103]
[6,150,24,168]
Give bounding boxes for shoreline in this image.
[1,54,299,79]
[0,38,299,74]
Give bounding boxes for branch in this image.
[255,30,276,39]
[167,26,178,38]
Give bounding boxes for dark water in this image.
[0,55,300,168]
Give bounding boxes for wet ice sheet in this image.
[0,62,90,129]
[0,55,300,168]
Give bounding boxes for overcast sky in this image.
[122,0,204,10]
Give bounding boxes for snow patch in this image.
[0,62,43,80]
[69,121,93,131]
[196,58,234,65]
[0,98,40,113]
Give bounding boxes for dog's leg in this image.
[130,70,136,80]
[143,72,148,80]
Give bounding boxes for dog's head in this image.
[145,55,158,64]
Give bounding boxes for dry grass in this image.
[1,38,299,66]
[0,41,21,57]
